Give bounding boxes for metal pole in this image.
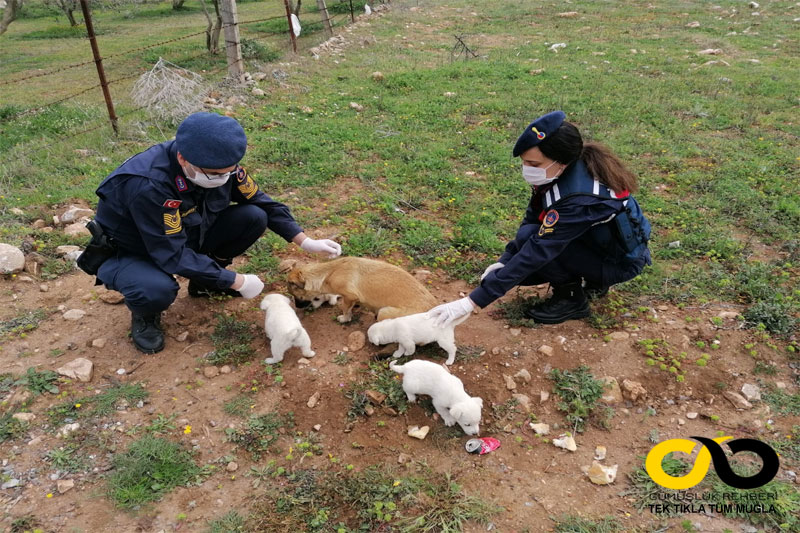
[220,0,244,81]
[283,0,297,53]
[79,0,117,135]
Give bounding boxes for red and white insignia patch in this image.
[163,199,182,209]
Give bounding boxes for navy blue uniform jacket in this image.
[94,140,303,289]
[469,160,649,308]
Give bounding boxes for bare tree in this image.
[45,0,79,26]
[199,0,222,53]
[0,0,22,36]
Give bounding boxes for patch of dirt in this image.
[1,261,798,532]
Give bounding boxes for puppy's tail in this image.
[389,361,405,374]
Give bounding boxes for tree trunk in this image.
[172,0,185,10]
[290,0,301,16]
[199,0,213,51]
[210,0,222,54]
[0,0,21,36]
[65,5,77,26]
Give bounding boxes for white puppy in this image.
[390,360,482,435]
[367,312,468,365]
[260,293,315,364]
[311,293,340,309]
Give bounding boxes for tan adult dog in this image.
[286,257,437,323]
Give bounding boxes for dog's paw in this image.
[304,350,316,358]
[337,315,351,323]
[264,357,281,365]
[443,419,456,427]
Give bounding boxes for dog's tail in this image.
[259,296,269,311]
[389,361,404,374]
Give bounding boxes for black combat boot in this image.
[130,312,165,354]
[524,282,591,324]
[583,281,609,300]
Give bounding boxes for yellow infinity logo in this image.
[646,436,780,490]
[646,436,732,490]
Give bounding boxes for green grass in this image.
[223,393,255,418]
[345,361,408,420]
[207,510,247,533]
[1,0,799,339]
[0,309,50,340]
[107,435,201,509]
[47,383,149,426]
[225,412,294,460]
[245,465,499,532]
[762,387,800,416]
[549,366,606,433]
[14,367,60,395]
[208,313,256,366]
[621,455,691,516]
[0,413,25,444]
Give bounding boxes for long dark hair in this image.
[538,121,639,193]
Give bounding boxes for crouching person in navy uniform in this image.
[85,112,341,354]
[429,111,651,327]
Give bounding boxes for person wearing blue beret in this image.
[429,111,652,327]
[82,112,341,354]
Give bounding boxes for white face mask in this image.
[182,163,232,189]
[522,161,558,187]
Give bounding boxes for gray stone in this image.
[62,309,86,321]
[537,345,554,357]
[741,383,761,402]
[512,393,531,411]
[514,369,531,383]
[588,461,617,485]
[57,479,75,494]
[57,358,93,382]
[55,245,81,256]
[60,205,94,224]
[608,331,629,341]
[12,413,36,423]
[2,479,20,489]
[530,423,550,435]
[63,222,91,237]
[0,243,25,274]
[347,330,366,351]
[600,377,624,404]
[503,374,517,391]
[723,391,752,410]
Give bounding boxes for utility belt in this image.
[76,220,117,276]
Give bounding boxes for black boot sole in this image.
[524,304,591,325]
[132,338,165,354]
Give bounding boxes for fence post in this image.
[78,0,117,135]
[316,0,332,36]
[282,0,297,53]
[220,0,244,81]
[348,0,354,23]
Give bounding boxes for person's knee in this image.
[125,276,179,313]
[238,204,268,231]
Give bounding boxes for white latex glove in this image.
[428,297,475,327]
[480,262,505,281]
[300,237,342,258]
[238,274,264,299]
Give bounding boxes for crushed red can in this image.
[465,437,501,455]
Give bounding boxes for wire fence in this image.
[0,0,383,172]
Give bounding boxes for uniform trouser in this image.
[516,237,648,289]
[97,204,269,315]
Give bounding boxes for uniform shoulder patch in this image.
[163,199,182,209]
[163,210,182,235]
[236,167,248,183]
[543,209,559,227]
[237,171,259,200]
[175,176,188,192]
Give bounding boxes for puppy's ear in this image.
[473,397,483,409]
[304,276,324,292]
[449,404,463,420]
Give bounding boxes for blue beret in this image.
[175,112,247,168]
[512,110,566,157]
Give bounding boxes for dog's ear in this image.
[449,403,463,420]
[304,276,324,292]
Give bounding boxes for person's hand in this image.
[300,237,342,258]
[428,297,475,327]
[480,262,505,281]
[237,274,264,299]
